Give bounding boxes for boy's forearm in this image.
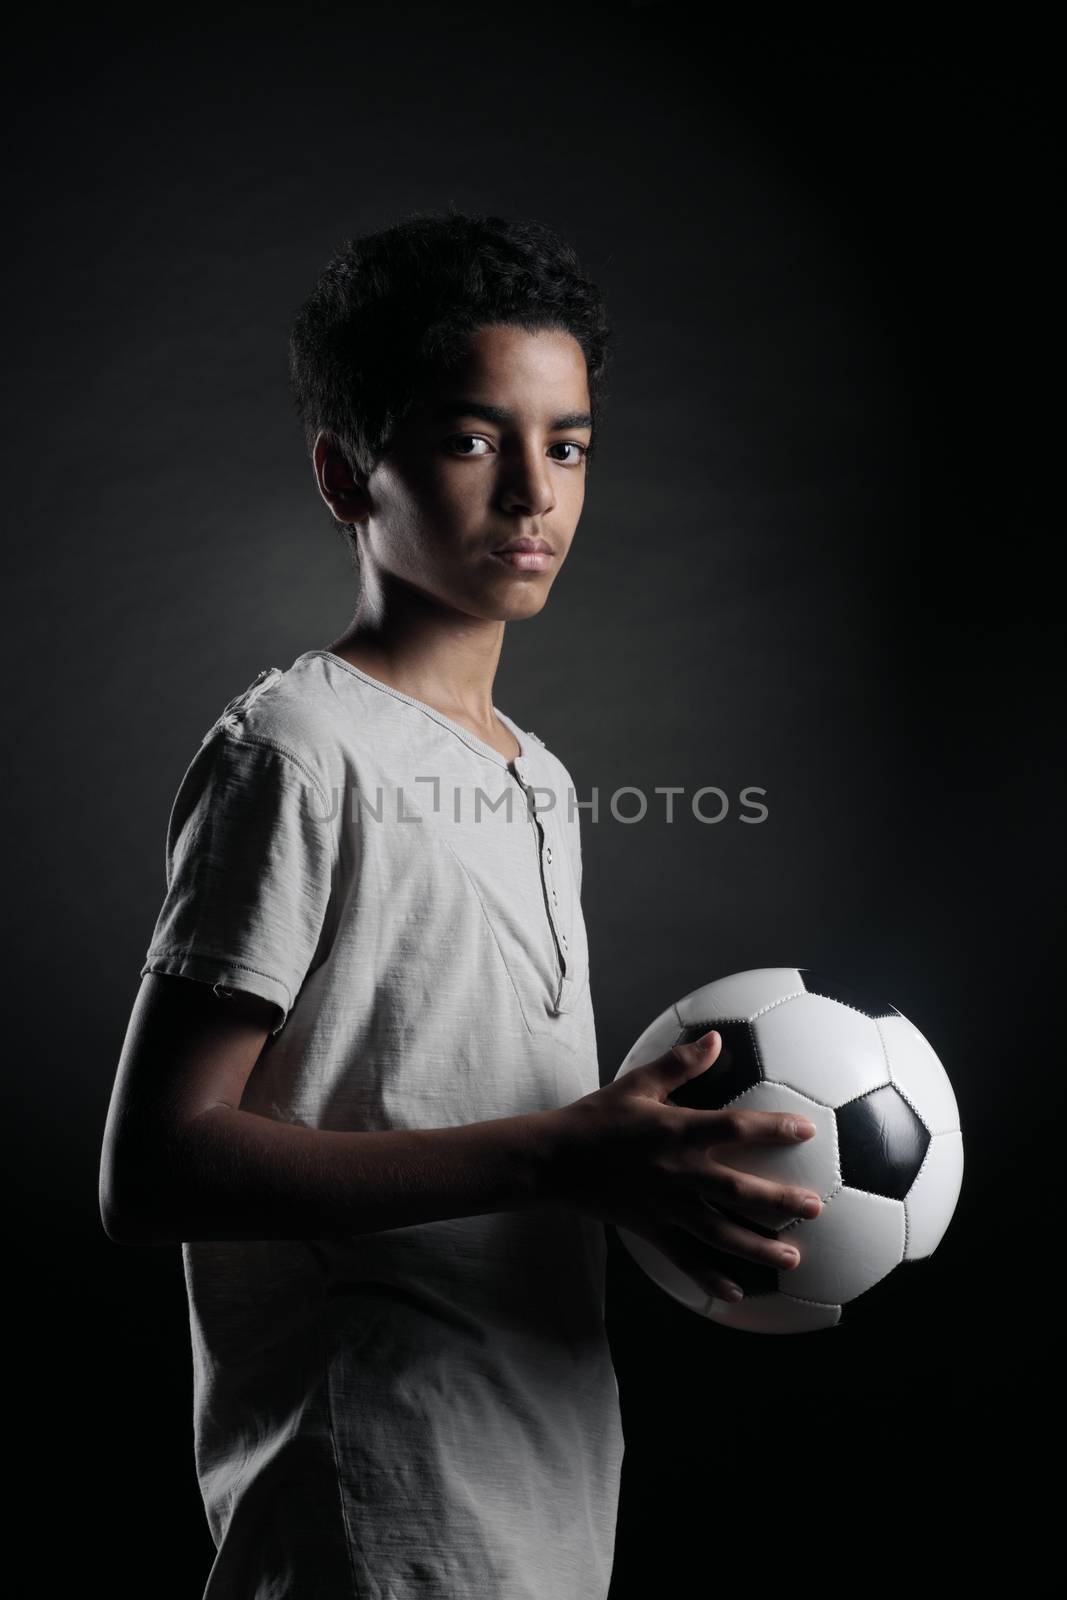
[109,1102,568,1245]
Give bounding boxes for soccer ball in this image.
[613,968,964,1334]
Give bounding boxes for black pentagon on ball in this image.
[667,1020,761,1111]
[836,1084,930,1200]
[798,969,901,1019]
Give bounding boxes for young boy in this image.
[100,210,821,1599]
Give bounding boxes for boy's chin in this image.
[456,579,554,623]
[486,587,552,622]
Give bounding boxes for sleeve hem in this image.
[140,949,293,1036]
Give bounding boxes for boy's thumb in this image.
[655,1028,722,1087]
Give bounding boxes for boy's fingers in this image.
[624,1216,745,1303]
[681,1105,817,1145]
[632,1030,817,1143]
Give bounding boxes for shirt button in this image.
[545,846,553,863]
[561,932,568,948]
[552,888,559,905]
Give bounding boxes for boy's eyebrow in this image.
[432,399,593,431]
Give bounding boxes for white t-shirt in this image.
[140,648,625,1599]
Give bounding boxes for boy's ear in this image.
[313,433,370,524]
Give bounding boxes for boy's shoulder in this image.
[201,651,357,796]
[200,653,582,818]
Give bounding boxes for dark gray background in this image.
[5,7,1057,1592]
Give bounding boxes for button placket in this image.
[543,844,562,919]
[508,763,571,995]
[537,814,570,974]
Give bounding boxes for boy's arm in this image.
[99,972,560,1246]
[100,972,824,1307]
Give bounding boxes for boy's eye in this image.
[445,435,588,465]
[446,434,492,457]
[547,441,588,465]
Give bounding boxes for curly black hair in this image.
[287,206,614,559]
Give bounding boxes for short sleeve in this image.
[140,728,337,1037]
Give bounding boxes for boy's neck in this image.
[320,636,521,763]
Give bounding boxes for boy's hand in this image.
[548,1031,823,1302]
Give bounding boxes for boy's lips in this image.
[493,537,553,554]
[490,545,554,571]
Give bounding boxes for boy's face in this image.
[319,323,593,622]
